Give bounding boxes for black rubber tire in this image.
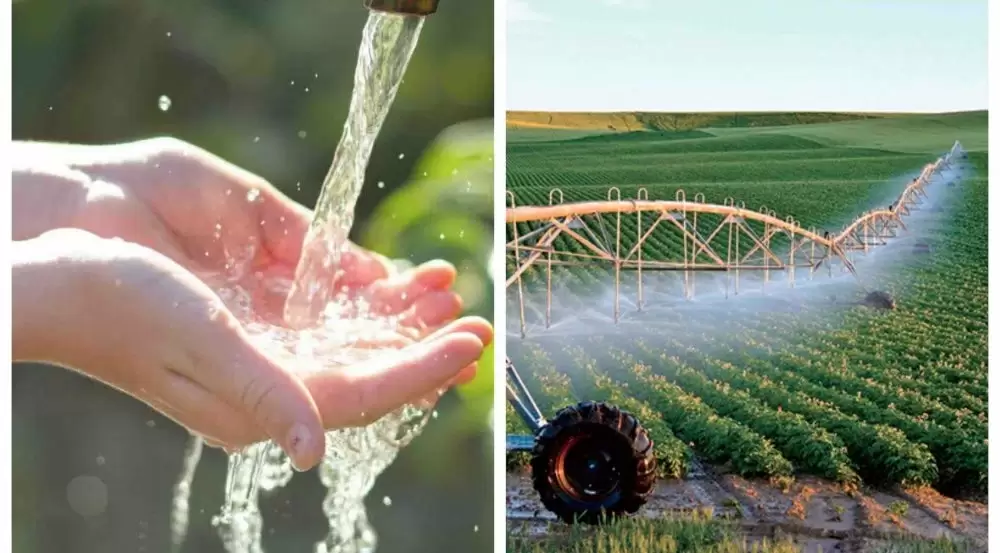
[530,401,656,525]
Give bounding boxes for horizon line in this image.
[507,109,989,115]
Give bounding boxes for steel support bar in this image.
[506,358,545,433]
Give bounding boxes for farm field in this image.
[505,112,988,551]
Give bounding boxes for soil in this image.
[507,465,987,552]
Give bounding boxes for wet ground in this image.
[507,464,987,552]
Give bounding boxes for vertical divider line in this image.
[493,0,508,549]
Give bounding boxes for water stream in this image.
[284,11,424,328]
[169,11,433,553]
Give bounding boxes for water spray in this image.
[506,145,964,337]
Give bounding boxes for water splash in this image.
[207,298,434,553]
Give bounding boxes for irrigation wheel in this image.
[530,401,656,524]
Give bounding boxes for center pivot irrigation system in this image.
[505,141,968,524]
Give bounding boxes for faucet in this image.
[363,0,439,15]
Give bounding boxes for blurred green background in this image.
[12,1,494,552]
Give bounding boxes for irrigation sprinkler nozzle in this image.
[364,0,439,15]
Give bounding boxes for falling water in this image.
[284,11,424,327]
[170,11,433,553]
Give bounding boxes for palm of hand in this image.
[69,139,458,351]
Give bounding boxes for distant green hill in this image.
[507,111,987,154]
[707,111,988,154]
[506,111,887,132]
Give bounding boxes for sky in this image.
[507,0,988,112]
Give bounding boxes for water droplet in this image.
[439,233,445,240]
[253,136,260,143]
[146,420,156,428]
[158,95,172,111]
[290,80,295,86]
[246,188,261,202]
[295,182,302,191]
[48,106,53,111]
[304,87,310,93]
[96,456,106,466]
[314,72,319,78]
[382,496,392,507]
[225,188,233,196]
[473,525,479,532]
[398,153,405,160]
[297,130,307,139]
[431,410,438,419]
[166,31,172,37]
[451,168,458,176]
[377,181,385,189]
[66,475,108,517]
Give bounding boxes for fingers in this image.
[179,315,327,471]
[255,187,312,266]
[424,318,494,387]
[423,316,494,348]
[413,362,478,410]
[149,369,264,449]
[414,317,493,404]
[331,247,394,290]
[398,291,463,330]
[303,332,485,429]
[366,261,456,315]
[453,365,478,385]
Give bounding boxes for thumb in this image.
[201,323,327,471]
[303,332,485,429]
[255,184,312,265]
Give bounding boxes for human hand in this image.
[12,138,494,468]
[13,229,490,471]
[14,137,486,380]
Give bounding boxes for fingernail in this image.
[285,423,313,472]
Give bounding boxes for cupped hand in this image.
[13,138,493,469]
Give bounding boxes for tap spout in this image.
[363,0,439,16]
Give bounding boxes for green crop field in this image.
[505,112,988,500]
